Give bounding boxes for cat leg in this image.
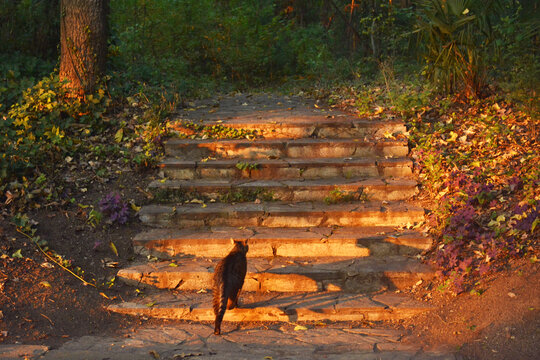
[227,288,241,310]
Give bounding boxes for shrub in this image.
[415,0,501,96]
[0,74,110,182]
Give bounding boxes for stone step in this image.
[133,227,432,259]
[138,201,425,228]
[149,177,418,202]
[171,97,407,139]
[160,157,413,180]
[108,290,433,322]
[117,256,434,293]
[164,138,408,160]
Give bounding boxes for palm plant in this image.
[415,0,501,96]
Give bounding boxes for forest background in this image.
[0,0,538,299]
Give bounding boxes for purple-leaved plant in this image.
[99,192,129,224]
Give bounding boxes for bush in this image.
[0,74,110,182]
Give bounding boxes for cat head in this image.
[231,238,249,253]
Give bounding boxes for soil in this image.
[0,167,165,348]
[0,94,538,359]
[402,258,539,359]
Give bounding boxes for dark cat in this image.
[212,239,249,335]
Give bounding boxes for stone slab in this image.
[138,201,426,228]
[117,255,434,292]
[0,345,49,360]
[108,290,433,322]
[148,177,418,202]
[160,157,412,180]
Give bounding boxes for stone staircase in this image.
[109,94,435,325]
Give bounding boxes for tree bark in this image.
[60,0,109,95]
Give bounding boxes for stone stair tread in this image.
[117,255,434,292]
[133,226,431,258]
[149,177,418,202]
[107,290,433,322]
[139,200,423,214]
[165,137,408,160]
[149,177,418,189]
[138,200,426,228]
[159,156,413,180]
[160,156,412,168]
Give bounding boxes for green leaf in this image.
[12,249,23,258]
[532,218,539,232]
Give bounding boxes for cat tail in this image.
[213,281,227,335]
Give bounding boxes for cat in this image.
[212,239,249,335]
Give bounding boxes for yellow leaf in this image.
[115,128,123,143]
[39,281,51,288]
[110,241,119,257]
[447,131,458,142]
[130,202,141,212]
[146,302,156,307]
[168,263,179,267]
[294,325,308,331]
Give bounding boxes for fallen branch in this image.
[16,228,96,288]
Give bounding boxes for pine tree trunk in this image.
[60,0,109,95]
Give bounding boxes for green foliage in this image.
[0,74,110,183]
[0,0,59,59]
[324,188,365,205]
[0,53,55,110]
[175,121,259,140]
[220,189,274,203]
[415,0,501,95]
[236,161,260,171]
[107,1,420,93]
[492,2,539,112]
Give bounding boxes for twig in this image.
[16,229,96,288]
[41,313,54,326]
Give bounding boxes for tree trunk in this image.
[60,0,109,95]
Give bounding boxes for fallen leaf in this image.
[110,241,119,257]
[39,281,51,288]
[12,249,23,258]
[294,324,308,331]
[115,128,124,143]
[146,302,156,307]
[130,202,141,212]
[507,292,516,298]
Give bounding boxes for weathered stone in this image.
[122,94,436,333]
[117,256,434,292]
[108,290,433,322]
[0,345,49,360]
